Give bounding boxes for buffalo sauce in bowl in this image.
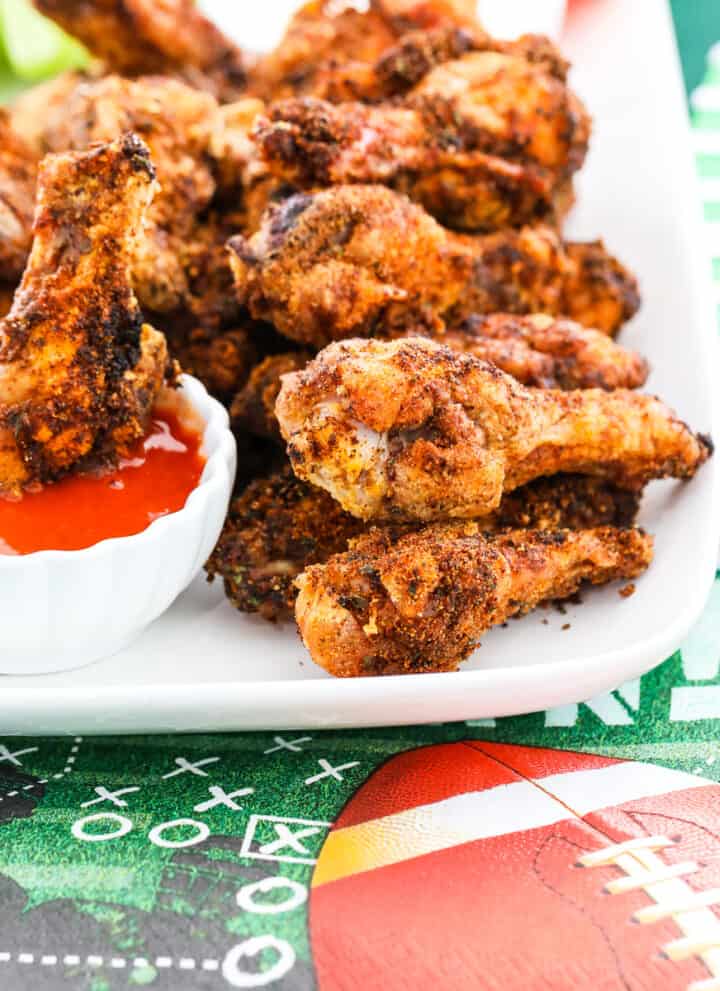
[0,403,206,556]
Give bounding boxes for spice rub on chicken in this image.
[0,134,170,497]
[275,337,708,522]
[254,38,590,231]
[296,524,654,675]
[229,185,640,348]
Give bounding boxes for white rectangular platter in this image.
[2,0,718,734]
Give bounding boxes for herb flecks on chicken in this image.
[229,185,639,348]
[296,524,654,675]
[0,134,169,496]
[276,337,708,522]
[207,465,641,623]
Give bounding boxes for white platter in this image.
[2,0,719,733]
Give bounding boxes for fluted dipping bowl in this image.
[0,375,236,674]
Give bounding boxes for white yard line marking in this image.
[0,953,221,973]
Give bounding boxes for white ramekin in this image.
[0,375,236,675]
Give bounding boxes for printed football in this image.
[310,742,720,991]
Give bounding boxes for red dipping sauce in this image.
[0,409,206,555]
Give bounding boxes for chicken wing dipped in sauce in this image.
[296,523,654,675]
[33,0,248,101]
[275,337,709,522]
[228,186,640,347]
[207,465,641,623]
[254,40,589,232]
[0,112,37,282]
[0,134,170,497]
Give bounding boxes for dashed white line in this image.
[0,951,221,973]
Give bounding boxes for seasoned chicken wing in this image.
[0,112,37,282]
[207,465,641,622]
[251,1,398,102]
[255,44,589,231]
[434,314,649,390]
[34,0,248,101]
[229,185,640,347]
[0,134,169,496]
[276,338,708,521]
[296,524,653,675]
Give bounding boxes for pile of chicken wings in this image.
[1,0,711,675]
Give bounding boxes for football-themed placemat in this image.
[3,11,720,991]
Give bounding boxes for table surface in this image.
[2,5,720,991]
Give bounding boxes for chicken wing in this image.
[173,326,257,405]
[251,1,398,102]
[254,44,589,231]
[0,112,37,282]
[276,337,708,522]
[207,465,641,622]
[0,133,169,496]
[228,185,640,347]
[435,314,649,390]
[296,524,653,675]
[33,0,248,101]
[41,74,219,313]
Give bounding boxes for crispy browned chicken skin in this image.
[229,186,639,347]
[276,337,709,522]
[433,314,649,390]
[229,314,646,447]
[254,43,590,231]
[0,111,37,282]
[296,524,653,675]
[34,0,248,101]
[207,465,641,622]
[0,134,169,496]
[40,74,219,314]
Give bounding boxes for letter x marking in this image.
[0,745,38,767]
[162,757,220,779]
[304,758,360,786]
[259,823,323,857]
[193,785,254,813]
[264,736,312,755]
[81,786,140,809]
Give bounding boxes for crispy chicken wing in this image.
[296,524,653,674]
[228,185,640,347]
[34,0,248,101]
[255,45,589,231]
[41,74,218,313]
[251,1,398,102]
[0,134,169,496]
[276,337,708,522]
[0,112,38,282]
[434,314,649,390]
[173,326,257,404]
[207,465,641,622]
[229,313,646,446]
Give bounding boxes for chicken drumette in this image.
[33,0,248,101]
[0,134,169,496]
[229,185,640,347]
[255,38,589,232]
[296,524,653,675]
[276,337,708,522]
[207,465,641,623]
